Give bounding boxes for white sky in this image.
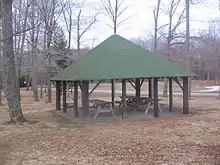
[71,0,220,48]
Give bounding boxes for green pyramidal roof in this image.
[52,34,195,81]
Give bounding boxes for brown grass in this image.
[0,90,220,165]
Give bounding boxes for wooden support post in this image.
[135,78,141,97]
[81,80,89,116]
[169,78,173,112]
[56,81,61,110]
[153,78,159,117]
[62,81,67,113]
[183,77,189,114]
[111,79,115,109]
[74,81,79,118]
[148,78,152,98]
[121,79,126,119]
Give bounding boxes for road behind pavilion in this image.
[0,81,220,165]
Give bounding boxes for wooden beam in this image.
[56,81,61,110]
[89,80,103,96]
[74,81,79,118]
[140,78,145,87]
[168,77,173,112]
[121,79,127,119]
[148,78,152,98]
[183,77,189,114]
[173,78,183,91]
[81,80,89,116]
[111,79,115,109]
[135,78,141,97]
[62,81,67,113]
[127,79,136,89]
[153,78,159,117]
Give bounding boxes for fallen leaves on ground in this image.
[0,91,220,165]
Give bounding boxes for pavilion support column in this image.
[135,78,141,97]
[148,78,152,98]
[121,79,127,119]
[81,80,89,117]
[111,79,115,109]
[56,81,61,110]
[62,81,67,113]
[183,77,189,114]
[74,81,79,118]
[168,77,173,112]
[153,78,159,117]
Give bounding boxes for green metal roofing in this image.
[52,34,195,81]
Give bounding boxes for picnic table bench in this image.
[89,99,115,118]
[118,96,162,114]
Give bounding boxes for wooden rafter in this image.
[89,80,103,96]
[173,77,183,91]
[140,78,145,86]
[127,79,136,89]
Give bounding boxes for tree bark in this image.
[1,0,25,123]
[162,78,168,97]
[40,73,44,98]
[0,31,3,106]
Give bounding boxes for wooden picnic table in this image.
[117,96,162,114]
[89,99,115,118]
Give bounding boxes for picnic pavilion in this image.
[51,34,195,119]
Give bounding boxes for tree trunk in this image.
[0,73,3,106]
[162,78,168,97]
[185,0,191,98]
[40,73,44,98]
[1,0,25,123]
[47,73,52,103]
[44,74,47,93]
[32,74,39,101]
[0,32,3,106]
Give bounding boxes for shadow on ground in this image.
[55,104,185,125]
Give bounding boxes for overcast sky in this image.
[71,0,220,48]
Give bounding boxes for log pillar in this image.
[81,80,89,116]
[121,79,126,119]
[153,78,159,117]
[135,78,141,97]
[148,78,152,98]
[169,77,173,112]
[183,77,189,114]
[62,81,67,113]
[74,81,79,117]
[111,79,115,109]
[55,81,61,110]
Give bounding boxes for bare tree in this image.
[1,0,25,123]
[162,0,186,97]
[153,0,162,52]
[29,0,40,101]
[0,27,3,106]
[101,0,130,34]
[185,0,191,98]
[76,8,97,57]
[36,0,64,103]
